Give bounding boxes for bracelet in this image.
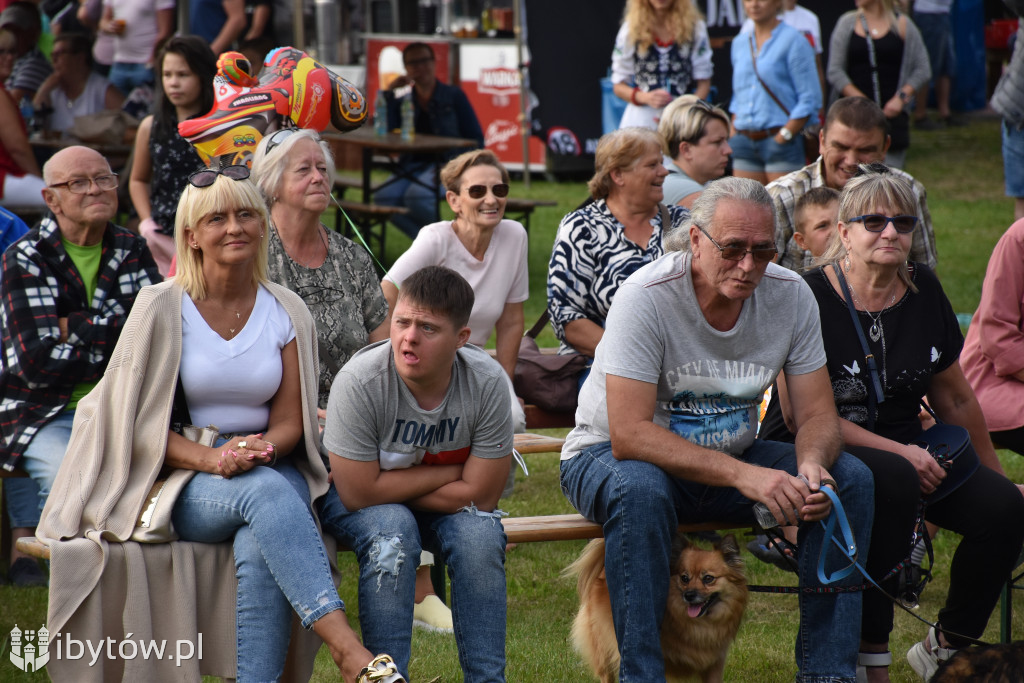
[265,440,279,467]
[630,88,640,105]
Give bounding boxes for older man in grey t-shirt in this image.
[560,177,873,683]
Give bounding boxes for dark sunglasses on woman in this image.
[188,165,251,188]
[846,214,919,234]
[465,183,509,199]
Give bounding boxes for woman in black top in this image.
[763,165,1024,682]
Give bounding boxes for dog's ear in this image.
[717,534,745,570]
[670,532,692,562]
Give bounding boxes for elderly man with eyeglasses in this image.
[559,176,874,683]
[0,146,161,565]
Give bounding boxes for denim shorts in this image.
[1004,120,1024,198]
[729,131,805,173]
[914,11,956,78]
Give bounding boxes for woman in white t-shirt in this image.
[383,149,528,393]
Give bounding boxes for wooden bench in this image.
[333,199,409,266]
[504,197,557,235]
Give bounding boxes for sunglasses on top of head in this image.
[465,183,509,199]
[845,214,919,234]
[188,164,251,188]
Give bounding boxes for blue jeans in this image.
[373,162,443,239]
[319,485,508,682]
[20,411,75,516]
[1003,120,1024,198]
[4,477,41,527]
[560,440,873,683]
[171,457,344,683]
[108,62,154,94]
[729,132,806,174]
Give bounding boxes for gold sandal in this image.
[356,654,405,683]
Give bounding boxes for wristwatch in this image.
[779,127,794,142]
[898,91,912,103]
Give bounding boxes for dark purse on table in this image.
[833,264,978,502]
[513,311,588,413]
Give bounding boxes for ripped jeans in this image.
[319,484,508,682]
[172,460,345,683]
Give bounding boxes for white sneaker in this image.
[906,626,957,680]
[413,594,454,633]
[356,654,405,683]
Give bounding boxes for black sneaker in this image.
[9,557,48,587]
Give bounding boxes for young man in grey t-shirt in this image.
[319,265,513,683]
[560,177,874,682]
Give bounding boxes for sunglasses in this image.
[265,128,301,154]
[465,183,509,199]
[845,214,918,234]
[697,225,777,263]
[188,165,251,188]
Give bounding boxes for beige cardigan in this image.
[36,280,334,682]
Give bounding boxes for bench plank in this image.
[513,433,564,454]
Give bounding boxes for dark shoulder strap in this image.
[749,34,791,117]
[526,311,551,339]
[832,263,885,428]
[658,202,670,229]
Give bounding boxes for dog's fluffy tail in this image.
[564,538,606,594]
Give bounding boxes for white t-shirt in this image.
[104,0,176,64]
[384,219,529,346]
[49,72,111,134]
[562,250,826,460]
[740,5,823,54]
[180,285,297,433]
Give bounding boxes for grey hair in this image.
[817,163,919,292]
[250,128,336,207]
[664,176,775,252]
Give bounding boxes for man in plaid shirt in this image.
[767,96,938,272]
[0,146,161,520]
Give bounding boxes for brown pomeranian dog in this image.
[567,533,748,683]
[929,641,1024,682]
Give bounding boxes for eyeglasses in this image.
[48,174,119,194]
[188,165,251,188]
[845,214,918,234]
[404,56,434,67]
[697,225,777,263]
[265,128,301,155]
[465,183,509,199]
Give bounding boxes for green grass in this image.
[3,117,1024,682]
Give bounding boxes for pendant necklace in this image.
[845,278,896,343]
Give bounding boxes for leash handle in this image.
[815,485,860,585]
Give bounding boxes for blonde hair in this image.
[173,175,271,300]
[624,0,703,55]
[440,149,510,193]
[817,163,918,293]
[588,127,665,200]
[658,95,730,159]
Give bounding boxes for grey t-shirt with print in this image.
[324,341,513,470]
[562,250,826,460]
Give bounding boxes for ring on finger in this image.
[238,441,247,448]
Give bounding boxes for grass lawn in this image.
[3,116,1023,682]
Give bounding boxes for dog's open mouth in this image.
[685,592,720,618]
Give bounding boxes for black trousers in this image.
[848,444,1024,647]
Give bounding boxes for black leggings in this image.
[991,426,1024,457]
[847,444,1024,647]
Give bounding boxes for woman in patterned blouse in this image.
[547,127,689,357]
[252,128,389,411]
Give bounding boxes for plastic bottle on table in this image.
[400,97,414,141]
[374,90,388,136]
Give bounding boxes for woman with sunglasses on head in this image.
[130,35,216,276]
[760,163,1024,683]
[657,94,732,208]
[38,164,404,683]
[548,127,688,360]
[251,127,389,411]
